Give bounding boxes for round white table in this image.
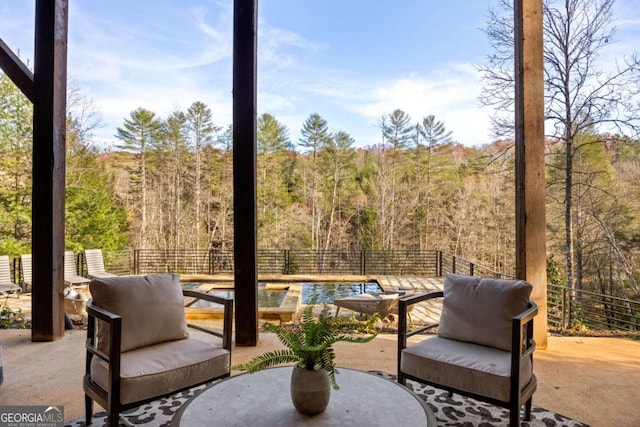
[172,366,436,426]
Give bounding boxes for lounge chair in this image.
[84,249,118,278]
[20,254,32,292]
[64,250,90,288]
[0,255,21,298]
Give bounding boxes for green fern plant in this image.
[232,300,378,389]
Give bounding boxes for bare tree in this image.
[479,0,640,290]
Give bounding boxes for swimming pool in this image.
[301,282,381,304]
[183,282,382,307]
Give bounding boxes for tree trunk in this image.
[140,136,147,248]
[195,130,202,250]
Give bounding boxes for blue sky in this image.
[1,1,639,148]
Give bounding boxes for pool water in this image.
[302,282,382,304]
[183,282,381,307]
[184,283,285,308]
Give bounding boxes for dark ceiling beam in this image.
[0,38,35,103]
[31,0,68,341]
[232,0,259,346]
[514,0,547,348]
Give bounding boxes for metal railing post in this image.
[284,249,289,274]
[76,252,84,276]
[11,257,18,285]
[561,287,568,330]
[567,287,573,329]
[469,262,475,277]
[452,256,456,274]
[133,249,139,275]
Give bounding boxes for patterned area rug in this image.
[66,372,589,427]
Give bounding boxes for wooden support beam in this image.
[514,0,547,348]
[0,38,35,103]
[232,0,259,346]
[31,0,68,341]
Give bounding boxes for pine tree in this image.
[187,101,219,250]
[299,113,331,249]
[257,113,294,247]
[414,115,453,250]
[115,108,162,247]
[0,73,33,254]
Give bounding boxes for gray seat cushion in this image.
[90,273,189,354]
[90,337,229,404]
[401,336,533,402]
[438,274,532,351]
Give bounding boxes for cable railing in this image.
[437,252,515,279]
[7,248,638,333]
[8,249,506,279]
[548,284,639,332]
[123,249,640,332]
[129,249,446,276]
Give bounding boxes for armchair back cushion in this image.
[438,274,532,351]
[90,273,189,354]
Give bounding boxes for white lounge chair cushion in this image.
[90,273,189,353]
[438,274,532,351]
[401,336,533,402]
[0,255,21,295]
[90,337,229,404]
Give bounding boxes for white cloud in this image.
[1,2,495,149]
[64,3,236,145]
[258,19,326,71]
[258,91,299,112]
[90,73,233,145]
[69,5,233,82]
[296,63,493,147]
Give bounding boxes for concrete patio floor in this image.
[1,328,639,426]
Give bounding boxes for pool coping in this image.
[181,274,377,322]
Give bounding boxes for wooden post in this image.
[514,0,547,348]
[31,0,68,341]
[0,2,67,341]
[233,0,258,346]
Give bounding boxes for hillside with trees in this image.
[1,68,639,303]
[1,0,640,308]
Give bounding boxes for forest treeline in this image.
[1,72,639,301]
